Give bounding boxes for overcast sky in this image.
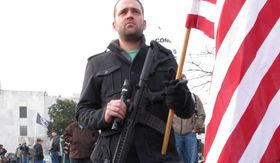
[0,0,212,97]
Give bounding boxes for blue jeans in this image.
[35,160,44,163]
[16,157,21,163]
[50,152,59,163]
[22,155,29,163]
[174,132,198,163]
[63,154,70,163]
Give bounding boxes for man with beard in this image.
[76,0,195,162]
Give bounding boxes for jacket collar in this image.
[107,35,146,54]
[107,35,147,64]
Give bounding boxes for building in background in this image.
[0,87,79,153]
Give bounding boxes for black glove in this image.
[165,79,189,109]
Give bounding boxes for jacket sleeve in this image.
[167,57,195,119]
[76,60,110,131]
[34,145,43,159]
[151,41,195,119]
[39,145,44,159]
[194,94,206,129]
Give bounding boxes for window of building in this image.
[19,106,27,118]
[20,126,28,136]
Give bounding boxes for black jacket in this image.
[49,135,60,152]
[34,143,44,161]
[76,36,194,163]
[20,145,29,155]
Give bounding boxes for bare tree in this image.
[183,46,215,96]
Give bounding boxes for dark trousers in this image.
[34,160,43,163]
[70,158,91,163]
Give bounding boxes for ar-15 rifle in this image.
[112,44,155,163]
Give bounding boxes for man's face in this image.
[113,0,146,42]
[51,132,57,137]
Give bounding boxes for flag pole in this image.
[161,27,192,155]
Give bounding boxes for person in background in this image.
[64,121,99,163]
[60,135,70,163]
[49,131,60,163]
[33,139,44,163]
[15,144,22,163]
[0,144,7,163]
[172,74,206,163]
[28,145,34,163]
[20,143,29,163]
[75,0,195,162]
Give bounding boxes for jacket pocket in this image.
[96,65,120,77]
[96,65,122,102]
[90,130,120,162]
[91,135,109,162]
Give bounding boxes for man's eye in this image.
[119,9,127,16]
[132,9,140,14]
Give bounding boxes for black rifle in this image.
[112,46,155,163]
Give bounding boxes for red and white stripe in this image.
[185,0,216,38]
[186,0,280,162]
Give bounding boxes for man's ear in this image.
[112,21,116,31]
[143,20,147,30]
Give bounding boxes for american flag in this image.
[186,0,280,162]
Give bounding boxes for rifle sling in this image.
[136,110,166,135]
[100,110,166,136]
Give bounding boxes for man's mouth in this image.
[125,22,135,27]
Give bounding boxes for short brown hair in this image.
[113,0,144,18]
[36,138,43,142]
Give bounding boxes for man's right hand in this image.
[105,99,127,123]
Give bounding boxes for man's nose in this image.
[126,10,134,19]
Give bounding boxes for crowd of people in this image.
[13,140,44,163]
[2,125,98,163]
[42,123,98,163]
[0,140,42,163]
